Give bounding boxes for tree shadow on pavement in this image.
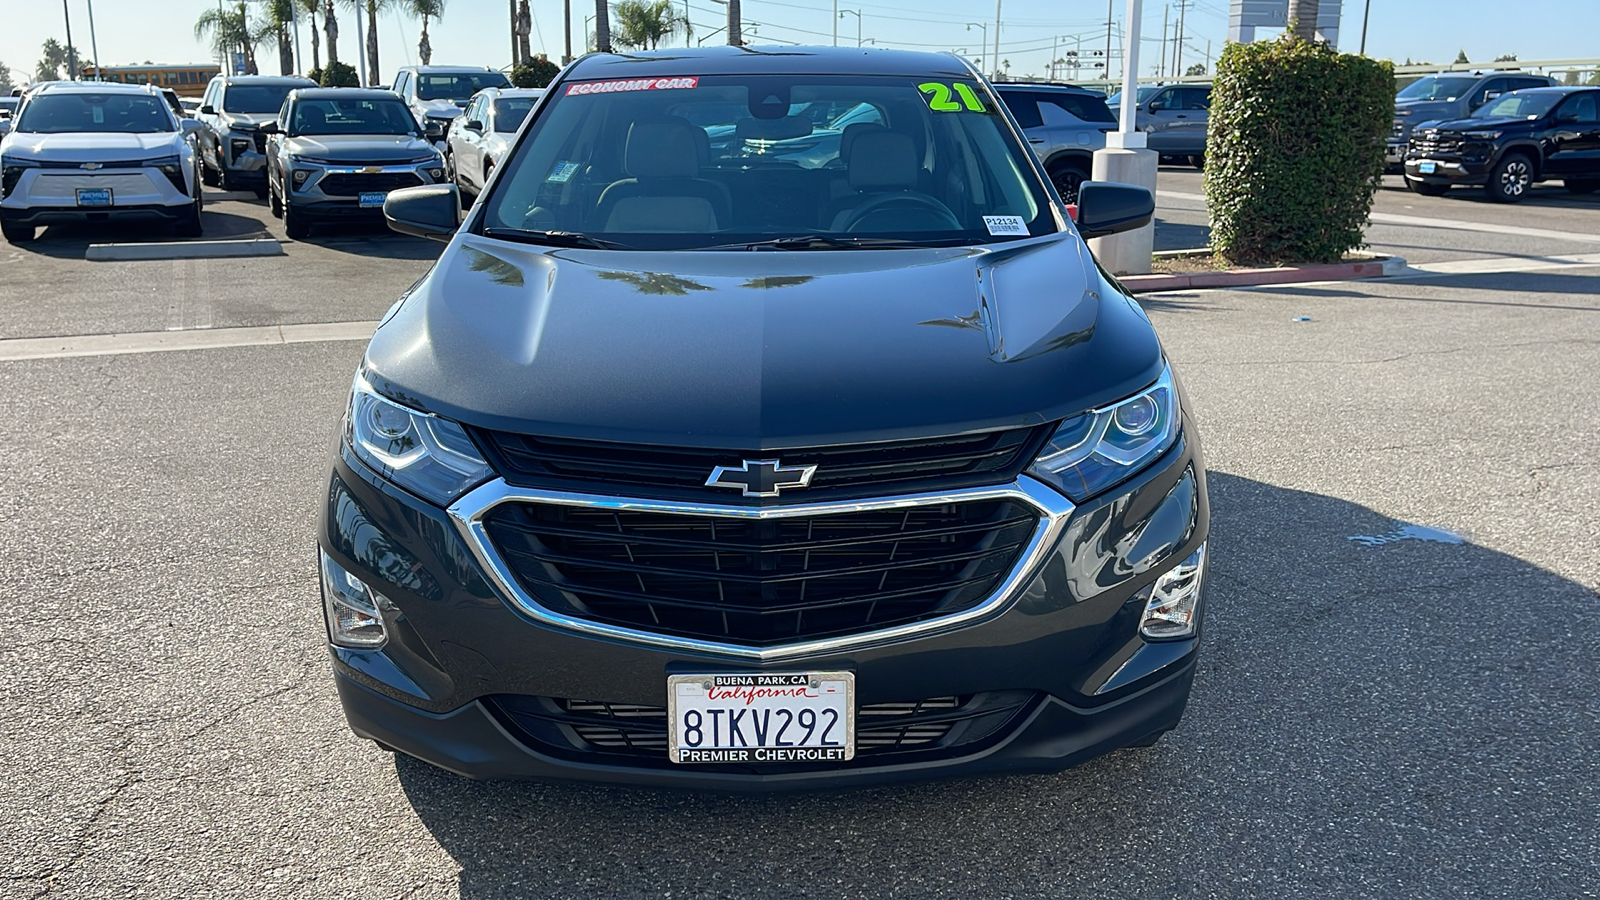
[396,472,1598,899]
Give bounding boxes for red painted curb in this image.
[1120,259,1388,293]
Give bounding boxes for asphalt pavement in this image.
[1,178,1597,899]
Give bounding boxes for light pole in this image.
[354,0,368,86]
[966,22,987,67]
[839,9,861,47]
[832,0,838,46]
[992,0,1002,80]
[585,14,594,49]
[86,0,102,81]
[1359,0,1372,54]
[1090,0,1155,275]
[62,0,78,80]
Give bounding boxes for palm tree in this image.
[593,0,611,52]
[324,0,340,66]
[296,0,322,71]
[1288,0,1319,41]
[612,0,687,50]
[195,3,259,75]
[340,0,393,86]
[408,0,445,66]
[253,0,296,75]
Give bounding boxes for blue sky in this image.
[2,0,1596,86]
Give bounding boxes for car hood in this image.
[417,99,468,118]
[1418,115,1532,133]
[1395,99,1457,119]
[362,233,1164,448]
[284,134,435,162]
[0,131,183,161]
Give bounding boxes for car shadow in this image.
[1153,217,1211,251]
[11,211,274,259]
[294,221,444,261]
[393,472,1600,898]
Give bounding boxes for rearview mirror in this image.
[384,185,461,241]
[1074,181,1155,238]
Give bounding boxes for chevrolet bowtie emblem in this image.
[705,459,818,497]
[360,166,383,173]
[81,162,103,170]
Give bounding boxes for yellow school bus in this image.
[81,64,222,98]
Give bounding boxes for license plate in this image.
[668,672,854,764]
[359,191,387,208]
[76,188,113,207]
[1419,161,1437,174]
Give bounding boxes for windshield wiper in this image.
[700,235,937,251]
[481,227,632,250]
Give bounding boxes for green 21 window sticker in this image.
[919,82,987,112]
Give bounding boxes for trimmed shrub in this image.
[511,56,560,89]
[318,61,359,87]
[1204,35,1394,264]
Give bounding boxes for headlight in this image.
[345,374,492,506]
[1027,365,1180,501]
[1463,130,1501,140]
[1,157,40,197]
[409,153,441,164]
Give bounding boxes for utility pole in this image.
[86,0,102,80]
[510,0,518,66]
[1104,0,1114,87]
[992,0,1002,80]
[1359,0,1372,54]
[1174,0,1186,77]
[354,0,368,85]
[1159,5,1167,78]
[62,0,79,80]
[728,0,742,46]
[290,0,303,74]
[564,0,572,62]
[833,0,838,46]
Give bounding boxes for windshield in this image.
[1107,86,1159,109]
[1397,76,1479,102]
[493,97,538,132]
[290,97,418,136]
[480,74,1053,250]
[1472,91,1561,119]
[15,92,174,134]
[417,72,512,102]
[224,83,300,114]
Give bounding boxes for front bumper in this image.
[319,426,1209,790]
[1,202,191,227]
[286,160,444,219]
[1404,156,1488,186]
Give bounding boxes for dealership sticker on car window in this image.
[983,215,1028,236]
[918,82,986,112]
[566,77,699,96]
[546,161,581,183]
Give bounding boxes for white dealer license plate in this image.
[76,188,113,207]
[1418,161,1437,174]
[668,672,855,764]
[359,191,387,208]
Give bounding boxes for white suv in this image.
[389,66,512,146]
[0,81,203,243]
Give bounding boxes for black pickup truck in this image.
[1404,85,1600,202]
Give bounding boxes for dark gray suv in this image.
[1389,71,1555,169]
[994,83,1116,203]
[1109,83,1212,166]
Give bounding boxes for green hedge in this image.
[511,57,560,89]
[1204,36,1394,264]
[312,61,359,88]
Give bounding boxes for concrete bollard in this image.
[1088,135,1160,276]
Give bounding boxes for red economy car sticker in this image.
[565,77,700,96]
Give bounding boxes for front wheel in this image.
[1189,154,1205,170]
[1486,153,1534,203]
[200,156,220,188]
[1,221,36,243]
[268,181,284,218]
[1048,163,1089,206]
[284,202,311,240]
[1565,179,1600,195]
[174,192,204,237]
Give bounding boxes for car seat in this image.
[595,120,731,232]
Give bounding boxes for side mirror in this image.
[0,110,10,119]
[181,119,203,134]
[199,104,216,116]
[258,121,280,135]
[1556,109,1581,123]
[425,119,447,140]
[384,185,461,241]
[1074,181,1155,238]
[464,119,484,133]
[1147,99,1165,112]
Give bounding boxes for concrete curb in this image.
[86,239,283,262]
[1121,256,1404,293]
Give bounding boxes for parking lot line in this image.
[1156,190,1600,244]
[0,320,378,361]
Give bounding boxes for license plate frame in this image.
[667,672,855,764]
[75,188,113,207]
[1418,160,1437,174]
[358,191,387,208]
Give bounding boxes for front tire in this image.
[268,181,284,219]
[1048,162,1089,206]
[200,155,220,188]
[1,221,36,243]
[174,191,204,237]
[284,202,311,240]
[1189,154,1205,170]
[1486,153,1534,203]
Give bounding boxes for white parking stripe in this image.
[1156,191,1600,244]
[0,321,378,362]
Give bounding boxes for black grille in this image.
[490,692,1038,763]
[1410,130,1463,155]
[482,499,1039,645]
[318,171,423,196]
[473,425,1052,502]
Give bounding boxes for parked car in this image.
[0,98,16,138]
[1,81,204,243]
[445,87,543,202]
[1389,70,1555,170]
[262,88,446,240]
[194,74,317,196]
[324,46,1209,790]
[389,66,512,145]
[1403,86,1600,202]
[994,82,1116,203]
[1108,82,1211,166]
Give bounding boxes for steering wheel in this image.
[839,192,961,233]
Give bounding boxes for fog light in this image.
[320,550,389,648]
[1141,543,1205,640]
[230,138,250,158]
[291,169,309,185]
[427,167,444,181]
